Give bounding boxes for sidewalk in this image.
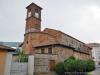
[88,67,100,75]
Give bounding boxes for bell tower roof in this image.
[26,2,42,10]
[25,2,42,33]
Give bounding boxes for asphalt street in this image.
[90,67,100,75]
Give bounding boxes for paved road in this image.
[91,67,100,75]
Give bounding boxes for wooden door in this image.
[49,60,55,71]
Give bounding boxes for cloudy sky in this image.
[0,0,100,43]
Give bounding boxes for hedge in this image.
[54,56,95,75]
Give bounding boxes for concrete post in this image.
[4,53,12,75]
[28,55,34,75]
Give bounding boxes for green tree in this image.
[64,58,77,72]
[54,62,65,75]
[77,59,87,72]
[54,56,95,75]
[86,60,95,72]
[17,51,28,62]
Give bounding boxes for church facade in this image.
[22,3,92,74]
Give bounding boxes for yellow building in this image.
[0,45,15,75]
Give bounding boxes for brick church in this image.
[22,3,92,74]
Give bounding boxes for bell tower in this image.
[23,3,42,54]
[25,3,42,34]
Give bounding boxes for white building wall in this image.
[92,46,100,66]
[4,53,12,75]
[28,55,34,75]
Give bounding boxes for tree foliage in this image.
[17,51,28,62]
[54,56,95,75]
[54,62,65,75]
[86,60,95,72]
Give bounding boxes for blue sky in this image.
[0,0,100,43]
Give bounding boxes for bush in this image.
[64,58,77,72]
[64,57,95,72]
[77,59,87,72]
[17,51,28,62]
[86,60,95,72]
[64,56,75,62]
[54,62,65,75]
[54,56,95,75]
